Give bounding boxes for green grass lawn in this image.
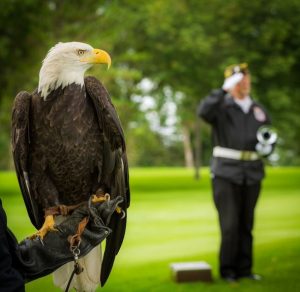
[0,167,300,292]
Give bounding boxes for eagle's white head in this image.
[38,42,111,100]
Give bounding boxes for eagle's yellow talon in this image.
[116,207,126,219]
[29,215,56,240]
[91,194,98,203]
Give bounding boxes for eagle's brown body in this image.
[30,84,102,208]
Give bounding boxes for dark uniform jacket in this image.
[0,199,24,292]
[198,89,271,185]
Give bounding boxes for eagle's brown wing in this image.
[11,91,44,229]
[85,76,130,286]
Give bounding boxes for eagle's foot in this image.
[92,191,126,219]
[91,192,111,204]
[29,215,57,240]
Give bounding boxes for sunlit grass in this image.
[0,167,299,291]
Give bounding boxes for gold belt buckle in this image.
[241,151,252,160]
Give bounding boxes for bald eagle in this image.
[12,42,130,291]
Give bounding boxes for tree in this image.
[1,0,300,168]
[99,0,300,166]
[0,0,51,169]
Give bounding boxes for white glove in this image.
[255,142,273,157]
[222,73,244,91]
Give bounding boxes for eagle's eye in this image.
[77,49,86,56]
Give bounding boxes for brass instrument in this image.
[255,126,278,157]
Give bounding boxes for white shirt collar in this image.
[234,95,252,113]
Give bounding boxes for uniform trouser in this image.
[212,177,261,278]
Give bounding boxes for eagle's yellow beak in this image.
[81,49,111,69]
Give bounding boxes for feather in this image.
[12,91,44,228]
[85,76,130,285]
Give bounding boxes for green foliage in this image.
[127,124,184,167]
[123,0,300,164]
[0,0,300,168]
[0,0,51,168]
[1,167,300,291]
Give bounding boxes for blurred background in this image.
[0,1,300,291]
[1,0,300,170]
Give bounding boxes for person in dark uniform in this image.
[198,63,272,282]
[0,199,25,292]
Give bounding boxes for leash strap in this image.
[65,241,84,292]
[65,217,89,292]
[65,261,84,292]
[65,268,76,292]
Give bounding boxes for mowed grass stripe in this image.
[0,167,299,292]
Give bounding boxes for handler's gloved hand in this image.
[222,72,244,91]
[8,195,124,283]
[255,142,273,157]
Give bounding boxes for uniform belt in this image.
[213,146,260,161]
